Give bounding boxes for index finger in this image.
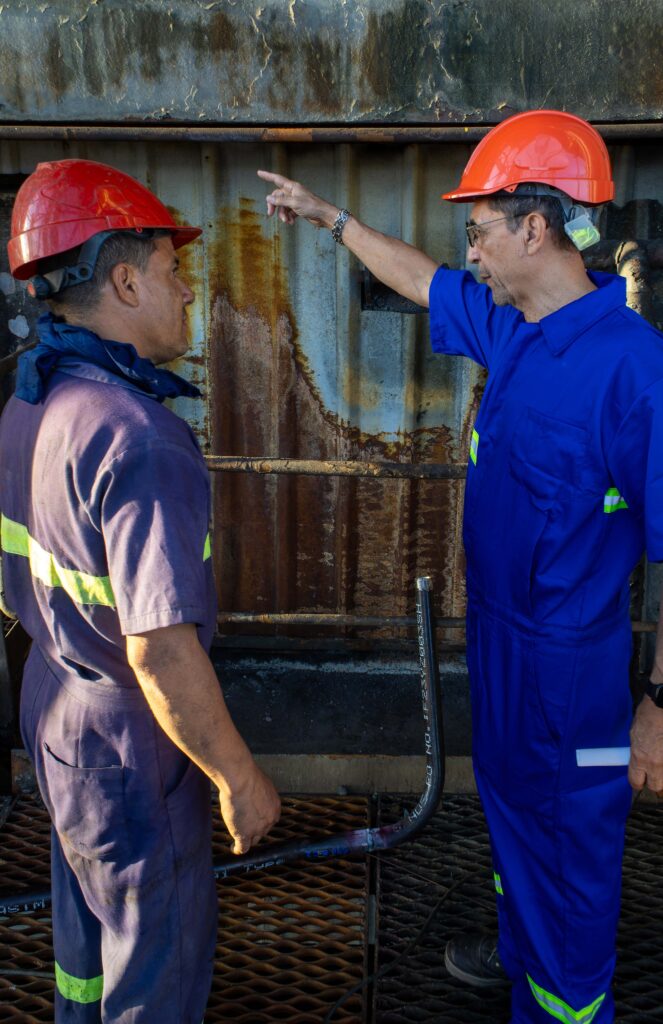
[257,169,291,188]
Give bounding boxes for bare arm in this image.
[629,576,663,795]
[257,170,438,309]
[126,622,280,853]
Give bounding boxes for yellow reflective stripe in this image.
[604,487,628,514]
[527,974,605,1023]
[493,872,504,895]
[470,429,479,466]
[55,962,103,1004]
[1,515,115,609]
[203,532,211,561]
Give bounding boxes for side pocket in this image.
[39,741,127,862]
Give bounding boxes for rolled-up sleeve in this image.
[429,266,520,370]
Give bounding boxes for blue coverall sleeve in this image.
[428,266,520,370]
[97,440,212,634]
[607,377,663,563]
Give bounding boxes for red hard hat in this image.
[443,110,614,205]
[8,159,202,280]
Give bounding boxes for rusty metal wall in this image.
[1,139,662,637]
[1,0,662,125]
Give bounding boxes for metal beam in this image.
[1,123,663,144]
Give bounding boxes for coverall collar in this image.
[538,272,627,356]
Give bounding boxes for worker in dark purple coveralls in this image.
[0,159,281,1023]
[259,111,663,1024]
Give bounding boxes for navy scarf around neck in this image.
[15,313,201,404]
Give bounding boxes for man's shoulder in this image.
[43,370,200,463]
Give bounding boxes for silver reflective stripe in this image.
[470,429,479,466]
[527,974,606,1023]
[603,487,627,514]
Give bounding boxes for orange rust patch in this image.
[206,201,469,631]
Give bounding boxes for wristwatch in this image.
[331,208,351,245]
[645,679,663,708]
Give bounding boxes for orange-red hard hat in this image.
[443,110,614,205]
[8,159,202,280]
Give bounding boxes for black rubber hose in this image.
[0,576,445,913]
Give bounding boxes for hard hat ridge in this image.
[8,159,202,289]
[443,110,614,207]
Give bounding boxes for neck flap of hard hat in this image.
[14,313,201,405]
[510,183,602,251]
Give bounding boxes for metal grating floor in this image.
[1,794,663,1022]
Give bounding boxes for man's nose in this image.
[181,281,195,304]
[467,243,480,263]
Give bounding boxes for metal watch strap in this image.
[645,679,663,708]
[331,208,351,245]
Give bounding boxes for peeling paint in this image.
[0,0,661,124]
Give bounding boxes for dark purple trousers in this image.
[20,646,217,1023]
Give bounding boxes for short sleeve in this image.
[607,379,663,562]
[428,266,521,370]
[99,440,212,633]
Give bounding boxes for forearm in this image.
[127,624,254,796]
[313,200,437,307]
[628,577,663,793]
[650,576,663,684]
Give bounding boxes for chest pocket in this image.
[509,407,601,510]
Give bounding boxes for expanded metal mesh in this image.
[374,794,663,1023]
[2,793,663,1022]
[0,795,368,1024]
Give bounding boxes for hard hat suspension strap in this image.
[28,229,156,299]
[510,183,602,251]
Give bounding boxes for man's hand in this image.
[257,169,338,228]
[628,695,663,794]
[219,765,281,855]
[127,623,281,853]
[257,169,437,308]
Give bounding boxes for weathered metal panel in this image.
[1,139,662,636]
[0,0,662,125]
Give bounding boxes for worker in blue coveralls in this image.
[259,109,663,1024]
[0,159,281,1023]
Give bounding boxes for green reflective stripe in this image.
[493,872,504,895]
[203,532,211,561]
[604,487,628,514]
[527,975,605,1024]
[55,962,103,1004]
[1,515,115,608]
[470,429,479,466]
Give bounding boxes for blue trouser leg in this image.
[51,827,103,1023]
[476,767,630,1023]
[21,648,217,1023]
[467,603,633,1024]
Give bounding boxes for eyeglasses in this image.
[465,216,512,248]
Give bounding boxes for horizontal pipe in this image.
[217,612,466,628]
[218,613,657,632]
[1,122,663,143]
[205,456,466,479]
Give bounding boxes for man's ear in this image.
[108,262,140,308]
[523,212,547,253]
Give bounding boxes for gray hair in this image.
[486,193,576,253]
